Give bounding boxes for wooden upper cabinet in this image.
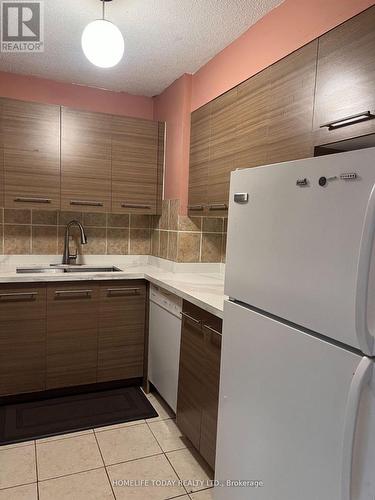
[0,98,60,210]
[314,6,375,145]
[112,115,160,214]
[266,41,317,165]
[61,108,112,213]
[234,68,271,171]
[188,103,211,214]
[207,88,238,214]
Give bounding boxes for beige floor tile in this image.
[95,419,146,433]
[0,445,36,489]
[0,483,37,500]
[148,419,191,453]
[36,429,93,444]
[146,394,175,423]
[0,441,34,451]
[38,468,114,500]
[190,488,214,499]
[96,424,162,466]
[36,434,103,481]
[107,454,185,500]
[166,449,213,494]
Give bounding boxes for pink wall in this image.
[191,0,375,111]
[157,0,375,212]
[0,71,153,119]
[153,74,192,213]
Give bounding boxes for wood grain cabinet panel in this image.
[61,108,112,212]
[0,98,60,210]
[207,88,238,214]
[267,41,317,164]
[177,301,222,469]
[112,116,160,214]
[0,285,47,396]
[0,148,3,208]
[313,6,375,145]
[98,282,146,382]
[46,283,99,389]
[188,103,211,215]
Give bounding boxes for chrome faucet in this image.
[62,220,88,265]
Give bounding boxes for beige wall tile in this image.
[107,228,129,255]
[221,233,227,263]
[202,217,224,233]
[201,233,222,263]
[178,233,201,263]
[32,210,58,225]
[151,229,160,257]
[0,445,37,489]
[4,225,31,254]
[38,468,113,500]
[83,212,107,227]
[4,209,31,224]
[178,215,202,232]
[129,228,151,255]
[168,231,178,261]
[169,199,180,230]
[58,211,83,225]
[107,213,129,228]
[159,200,170,230]
[84,227,107,255]
[223,217,228,232]
[95,423,162,465]
[159,231,168,259]
[0,483,38,500]
[32,226,58,255]
[130,214,151,228]
[36,434,103,481]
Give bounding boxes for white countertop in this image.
[0,256,226,318]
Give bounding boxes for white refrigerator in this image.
[214,148,375,500]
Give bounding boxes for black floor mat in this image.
[0,386,158,445]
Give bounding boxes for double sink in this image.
[16,265,122,274]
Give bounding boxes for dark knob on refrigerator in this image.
[319,176,327,187]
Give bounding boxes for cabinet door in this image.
[0,98,60,210]
[177,303,205,449]
[112,116,159,214]
[0,148,3,208]
[0,285,46,396]
[314,6,375,145]
[267,41,317,164]
[200,317,222,470]
[234,68,271,170]
[188,103,211,215]
[207,89,238,215]
[98,282,146,382]
[61,108,112,212]
[46,283,99,389]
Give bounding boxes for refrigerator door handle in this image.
[341,357,373,500]
[355,184,375,355]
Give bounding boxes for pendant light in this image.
[82,0,124,68]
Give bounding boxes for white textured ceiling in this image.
[0,0,283,96]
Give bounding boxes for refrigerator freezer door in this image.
[225,148,375,354]
[214,300,375,500]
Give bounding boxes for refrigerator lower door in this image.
[214,300,375,500]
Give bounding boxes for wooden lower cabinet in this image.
[0,285,46,396]
[98,282,146,382]
[177,301,222,470]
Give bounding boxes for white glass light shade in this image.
[81,19,124,68]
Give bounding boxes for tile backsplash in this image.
[151,200,227,263]
[0,208,151,256]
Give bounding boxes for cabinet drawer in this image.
[0,285,46,321]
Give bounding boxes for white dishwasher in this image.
[148,284,182,412]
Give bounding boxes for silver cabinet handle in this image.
[181,311,201,325]
[202,324,222,336]
[188,204,205,211]
[320,111,375,130]
[107,287,140,295]
[0,291,38,299]
[234,193,249,204]
[55,289,92,297]
[208,203,228,211]
[70,200,104,207]
[121,203,152,209]
[14,197,51,204]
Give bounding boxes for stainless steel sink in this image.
[16,265,122,274]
